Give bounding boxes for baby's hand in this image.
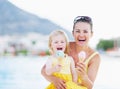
[54,64,62,72]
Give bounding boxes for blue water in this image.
[0,55,120,89]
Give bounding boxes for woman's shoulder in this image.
[69,41,76,46]
[90,48,100,58]
[88,49,101,65]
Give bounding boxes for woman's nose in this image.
[79,32,84,36]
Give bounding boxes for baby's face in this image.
[51,35,66,53]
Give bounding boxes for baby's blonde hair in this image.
[48,30,69,54]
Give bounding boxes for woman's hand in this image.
[53,77,66,89]
[76,62,87,78]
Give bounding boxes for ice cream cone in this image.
[78,51,86,62]
[55,50,65,65]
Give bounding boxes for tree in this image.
[96,39,114,51]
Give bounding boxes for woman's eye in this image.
[84,30,88,33]
[75,30,80,33]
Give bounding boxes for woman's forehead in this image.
[74,22,91,29]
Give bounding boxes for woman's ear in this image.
[72,30,74,35]
[91,32,93,38]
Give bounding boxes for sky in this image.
[8,0,120,47]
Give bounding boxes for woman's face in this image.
[51,35,66,53]
[73,22,93,47]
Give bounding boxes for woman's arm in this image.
[76,54,101,89]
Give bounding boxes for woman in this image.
[41,16,101,89]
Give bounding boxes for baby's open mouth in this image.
[57,48,63,50]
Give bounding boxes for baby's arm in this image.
[45,59,53,75]
[45,58,61,75]
[70,57,78,83]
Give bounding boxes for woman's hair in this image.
[48,30,69,54]
[73,16,93,32]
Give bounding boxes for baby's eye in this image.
[54,41,58,44]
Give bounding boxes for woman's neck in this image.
[76,44,89,52]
